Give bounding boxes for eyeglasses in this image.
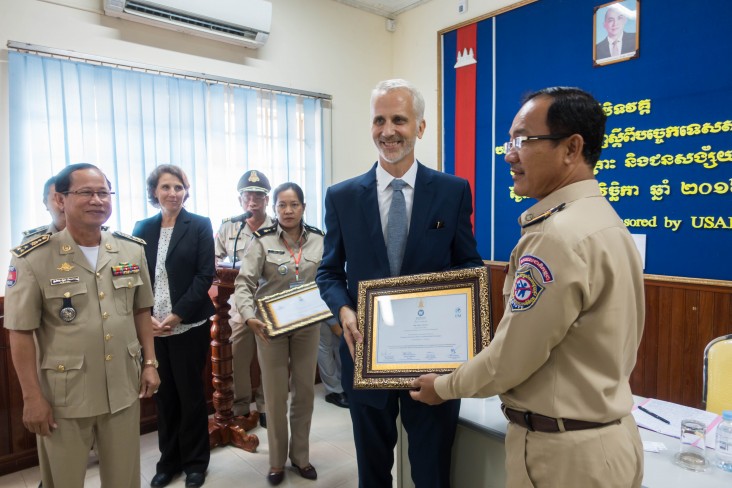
[240,193,267,202]
[503,134,571,153]
[62,189,115,200]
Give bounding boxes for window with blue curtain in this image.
[8,51,327,243]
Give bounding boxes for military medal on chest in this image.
[59,291,77,322]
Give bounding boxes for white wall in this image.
[0,0,393,263]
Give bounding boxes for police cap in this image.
[237,170,271,194]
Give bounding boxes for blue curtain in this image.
[8,52,325,242]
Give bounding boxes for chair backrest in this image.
[703,333,732,415]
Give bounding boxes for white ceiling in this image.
[334,0,433,18]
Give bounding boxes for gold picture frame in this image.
[354,267,491,389]
[257,281,333,337]
[593,0,640,67]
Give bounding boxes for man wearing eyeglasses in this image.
[5,163,160,488]
[214,169,272,427]
[411,87,645,487]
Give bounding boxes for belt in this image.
[501,404,619,433]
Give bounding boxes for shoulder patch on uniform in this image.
[518,255,554,283]
[113,231,146,246]
[522,203,566,229]
[22,224,50,237]
[304,223,325,236]
[509,267,545,312]
[11,234,51,257]
[6,265,18,287]
[254,223,277,238]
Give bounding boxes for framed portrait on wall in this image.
[593,0,640,66]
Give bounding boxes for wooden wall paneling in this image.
[680,290,700,408]
[713,292,732,339]
[639,284,659,398]
[487,264,507,336]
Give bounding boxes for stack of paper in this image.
[632,398,723,449]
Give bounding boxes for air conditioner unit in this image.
[104,0,271,49]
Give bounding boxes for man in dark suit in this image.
[316,79,483,487]
[596,3,637,60]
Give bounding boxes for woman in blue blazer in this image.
[132,164,215,488]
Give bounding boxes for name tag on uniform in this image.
[50,277,80,286]
[267,249,286,255]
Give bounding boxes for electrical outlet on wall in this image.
[458,0,468,14]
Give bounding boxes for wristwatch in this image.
[143,359,159,369]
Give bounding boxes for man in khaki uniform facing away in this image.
[411,87,645,488]
[20,176,66,243]
[5,163,160,488]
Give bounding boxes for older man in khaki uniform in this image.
[412,87,645,487]
[20,176,66,244]
[5,163,160,488]
[214,169,272,426]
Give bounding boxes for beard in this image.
[376,137,416,165]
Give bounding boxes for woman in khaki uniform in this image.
[235,182,323,486]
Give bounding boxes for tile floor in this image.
[0,384,362,488]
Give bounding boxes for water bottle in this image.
[717,410,732,472]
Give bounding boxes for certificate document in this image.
[373,291,470,369]
[354,267,491,389]
[257,282,333,336]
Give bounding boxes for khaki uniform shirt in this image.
[215,216,273,325]
[235,223,324,324]
[4,229,154,418]
[20,222,62,244]
[435,180,645,422]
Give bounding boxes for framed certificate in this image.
[257,281,333,337]
[354,267,491,389]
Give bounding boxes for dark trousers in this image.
[349,390,460,488]
[154,322,211,475]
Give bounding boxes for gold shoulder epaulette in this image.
[113,230,147,246]
[521,203,567,229]
[254,223,277,238]
[304,223,325,236]
[22,224,50,237]
[11,234,51,257]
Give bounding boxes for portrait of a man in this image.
[594,0,639,65]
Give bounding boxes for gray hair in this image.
[371,79,425,124]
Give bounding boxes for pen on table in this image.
[638,405,670,424]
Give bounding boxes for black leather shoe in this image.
[266,470,284,485]
[185,472,206,487]
[292,463,318,480]
[150,472,174,487]
[325,392,349,409]
[259,412,267,428]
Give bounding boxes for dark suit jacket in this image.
[316,162,483,407]
[596,31,636,60]
[133,208,215,324]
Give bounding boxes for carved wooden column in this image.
[207,267,259,452]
